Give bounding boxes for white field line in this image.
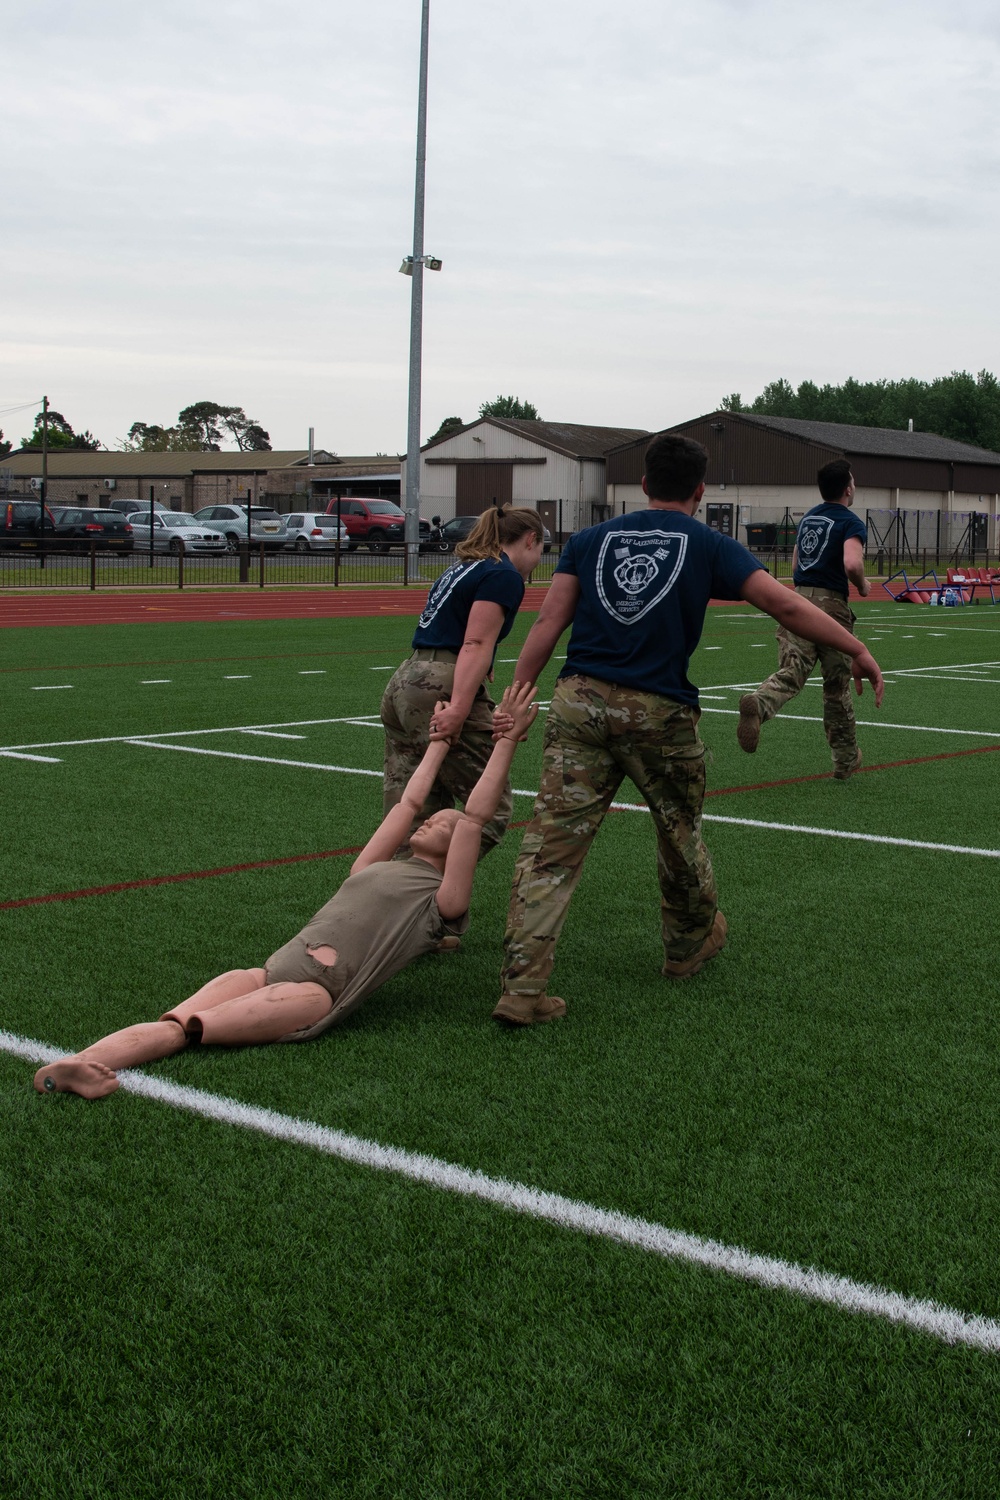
[2,699,992,754]
[125,741,383,777]
[697,708,1000,738]
[2,1027,996,1355]
[0,750,62,763]
[238,730,307,741]
[115,746,1000,860]
[0,714,385,754]
[31,684,73,691]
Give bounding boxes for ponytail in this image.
[455,505,544,562]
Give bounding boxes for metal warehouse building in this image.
[606,412,1000,558]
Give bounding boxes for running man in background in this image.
[493,435,884,1026]
[736,458,870,778]
[34,684,539,1098]
[381,507,544,859]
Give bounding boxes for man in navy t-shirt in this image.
[736,458,870,778]
[493,434,884,1026]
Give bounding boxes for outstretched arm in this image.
[512,573,580,687]
[428,599,506,742]
[741,571,883,704]
[435,682,538,920]
[352,728,451,874]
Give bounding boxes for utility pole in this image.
[403,0,432,578]
[39,395,48,569]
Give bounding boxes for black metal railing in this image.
[0,541,566,590]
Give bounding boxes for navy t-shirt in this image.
[413,553,525,654]
[555,510,763,707]
[793,503,867,596]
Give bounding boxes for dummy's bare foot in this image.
[34,1060,120,1099]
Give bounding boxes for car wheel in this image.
[367,531,389,554]
[168,538,184,555]
[295,537,309,553]
[225,533,240,553]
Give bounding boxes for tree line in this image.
[1,401,272,457]
[721,370,1000,453]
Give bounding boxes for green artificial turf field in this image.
[2,601,1000,1497]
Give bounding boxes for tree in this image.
[426,415,465,444]
[19,409,101,451]
[478,396,540,420]
[0,431,11,458]
[718,371,1000,452]
[217,407,272,452]
[176,402,225,451]
[122,403,272,453]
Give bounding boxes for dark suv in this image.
[0,500,57,548]
[323,497,431,551]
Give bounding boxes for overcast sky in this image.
[3,0,999,453]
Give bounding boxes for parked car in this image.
[50,507,134,552]
[0,499,57,548]
[428,515,553,553]
[192,505,287,552]
[105,498,171,517]
[322,497,432,551]
[129,512,227,554]
[282,512,350,552]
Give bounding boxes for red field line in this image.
[0,845,363,910]
[706,741,1000,797]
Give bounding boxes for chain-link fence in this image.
[730,505,998,575]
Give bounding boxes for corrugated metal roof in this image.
[720,413,1000,466]
[0,451,398,478]
[422,418,648,460]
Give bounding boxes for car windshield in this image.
[93,511,119,523]
[160,513,198,527]
[364,501,405,516]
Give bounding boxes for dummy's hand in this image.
[498,680,538,742]
[428,699,463,744]
[852,648,884,706]
[859,576,872,597]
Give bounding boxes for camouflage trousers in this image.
[501,674,718,998]
[380,651,511,859]
[746,585,858,774]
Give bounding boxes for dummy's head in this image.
[409,807,463,862]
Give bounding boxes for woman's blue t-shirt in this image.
[555,510,763,707]
[412,553,525,654]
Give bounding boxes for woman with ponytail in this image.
[381,506,545,859]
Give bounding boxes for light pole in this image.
[400,0,441,579]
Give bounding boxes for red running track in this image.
[0,582,813,630]
[0,588,482,629]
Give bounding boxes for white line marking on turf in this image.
[0,715,385,754]
[697,708,1000,738]
[706,813,1000,859]
[369,666,395,671]
[141,679,171,685]
[125,741,383,777]
[0,750,62,763]
[298,670,326,675]
[239,730,307,740]
[2,1028,995,1355]
[31,685,73,691]
[224,675,251,680]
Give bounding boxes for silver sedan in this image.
[129,512,227,553]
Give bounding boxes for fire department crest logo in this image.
[796,515,835,570]
[596,530,687,624]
